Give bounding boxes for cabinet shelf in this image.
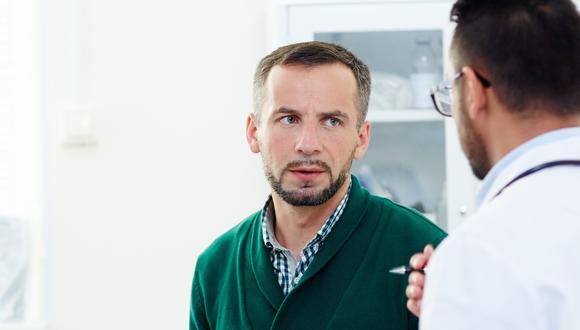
[0,323,46,330]
[367,109,443,123]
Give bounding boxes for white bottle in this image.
[410,38,441,109]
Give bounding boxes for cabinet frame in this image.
[271,0,479,231]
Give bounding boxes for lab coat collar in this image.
[477,127,580,207]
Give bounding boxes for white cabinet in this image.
[0,0,46,328]
[273,0,478,231]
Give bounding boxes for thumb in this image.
[423,244,434,267]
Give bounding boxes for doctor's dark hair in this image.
[450,0,580,115]
[253,41,371,127]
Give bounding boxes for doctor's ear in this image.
[462,66,489,120]
[246,113,261,154]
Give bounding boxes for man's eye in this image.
[324,117,341,127]
[280,115,298,125]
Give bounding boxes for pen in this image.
[388,265,425,275]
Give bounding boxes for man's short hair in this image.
[450,0,580,115]
[253,41,371,127]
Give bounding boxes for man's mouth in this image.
[288,166,325,174]
[287,166,326,181]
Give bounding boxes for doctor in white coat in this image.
[405,0,580,329]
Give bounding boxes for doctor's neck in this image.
[486,107,580,167]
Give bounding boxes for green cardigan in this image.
[190,176,446,330]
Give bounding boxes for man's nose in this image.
[295,123,322,155]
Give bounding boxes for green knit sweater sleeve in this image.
[190,266,210,330]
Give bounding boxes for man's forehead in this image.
[450,42,468,67]
[445,48,462,78]
[264,65,357,108]
[267,62,355,80]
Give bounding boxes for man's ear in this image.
[353,120,371,160]
[246,113,261,153]
[462,66,489,120]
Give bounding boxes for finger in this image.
[408,271,425,288]
[410,253,427,269]
[424,244,434,258]
[423,244,434,267]
[406,284,423,299]
[406,299,421,317]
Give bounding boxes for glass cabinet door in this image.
[275,1,478,231]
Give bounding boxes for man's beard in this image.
[458,96,492,180]
[263,152,354,207]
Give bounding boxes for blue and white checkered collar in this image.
[261,182,352,250]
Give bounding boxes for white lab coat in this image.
[421,129,580,330]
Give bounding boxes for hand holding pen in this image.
[388,244,434,318]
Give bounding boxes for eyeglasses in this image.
[430,70,492,117]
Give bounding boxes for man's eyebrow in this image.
[272,107,300,115]
[320,110,350,120]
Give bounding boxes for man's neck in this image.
[488,112,580,166]
[270,176,351,259]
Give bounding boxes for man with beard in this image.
[189,41,446,330]
[404,0,580,329]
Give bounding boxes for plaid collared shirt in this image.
[261,183,351,296]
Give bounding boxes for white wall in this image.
[42,0,268,329]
